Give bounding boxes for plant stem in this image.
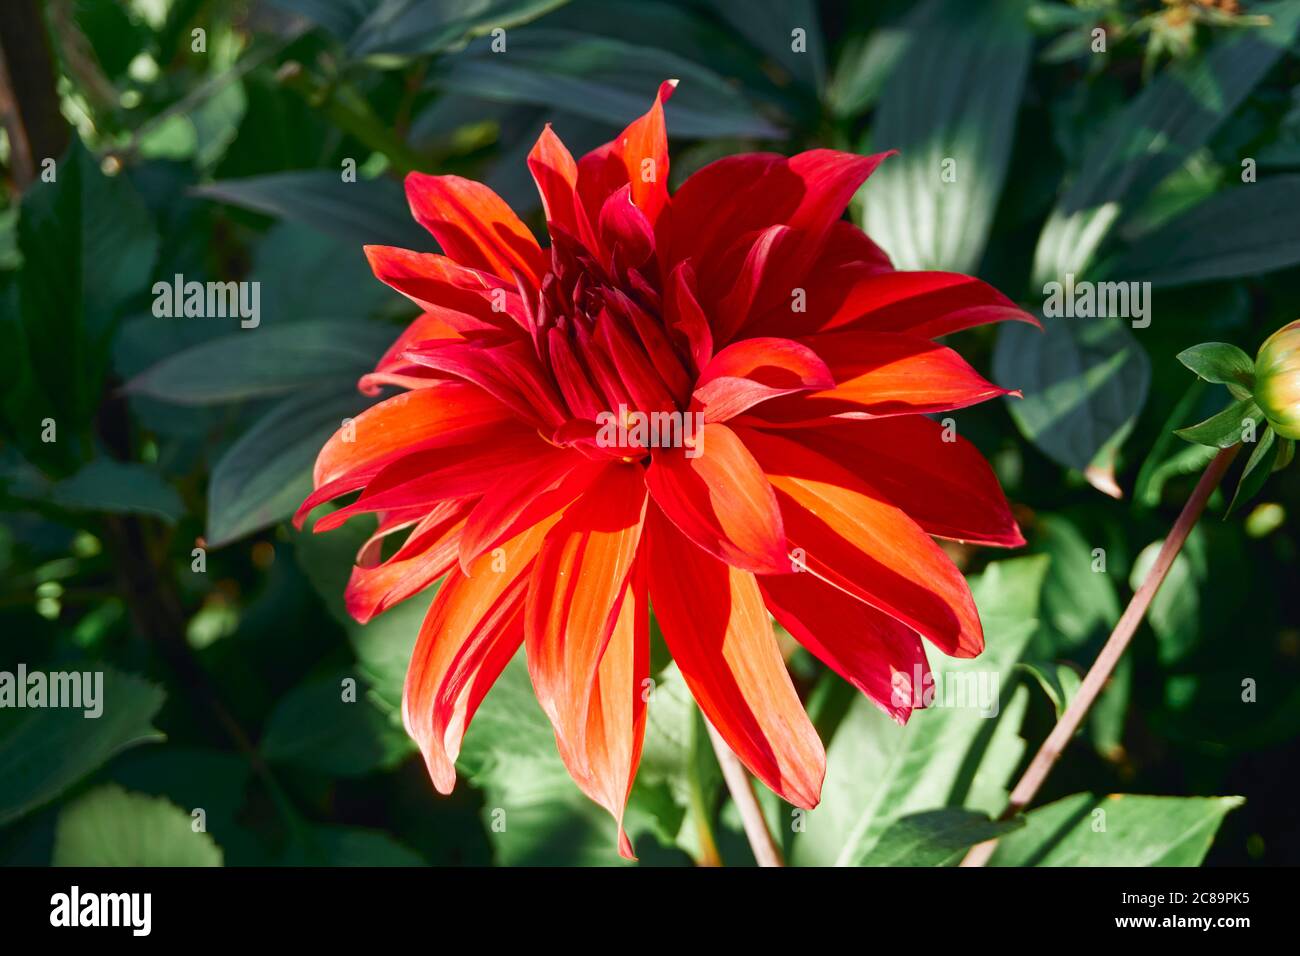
[960,443,1241,868]
[706,721,785,867]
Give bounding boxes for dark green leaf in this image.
[192,172,428,248]
[1031,1,1300,283]
[48,460,185,523]
[430,29,782,139]
[0,668,164,826]
[1174,397,1262,448]
[348,0,570,57]
[1176,342,1256,392]
[1111,177,1300,287]
[260,670,413,775]
[125,321,393,405]
[1228,426,1278,514]
[207,385,379,547]
[994,316,1150,473]
[861,0,1031,273]
[16,139,159,433]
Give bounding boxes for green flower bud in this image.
[1255,319,1300,440]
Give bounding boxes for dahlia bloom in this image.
[297,81,1031,858]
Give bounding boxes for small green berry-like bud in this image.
[1255,319,1300,440]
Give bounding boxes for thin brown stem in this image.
[706,721,785,867]
[961,444,1241,868]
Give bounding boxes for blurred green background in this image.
[2,0,1299,867]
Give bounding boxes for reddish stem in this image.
[961,443,1241,867]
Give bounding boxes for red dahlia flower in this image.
[297,80,1032,858]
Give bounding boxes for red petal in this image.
[692,337,833,423]
[346,500,472,624]
[297,384,513,527]
[402,516,556,794]
[748,330,1013,426]
[403,335,570,429]
[458,450,605,571]
[789,418,1024,547]
[405,172,547,287]
[739,427,983,658]
[646,507,824,808]
[759,572,931,724]
[644,422,788,574]
[577,79,675,229]
[554,560,650,859]
[664,261,714,374]
[803,270,1036,338]
[526,464,647,793]
[662,148,892,279]
[363,245,521,333]
[527,124,597,250]
[314,425,549,532]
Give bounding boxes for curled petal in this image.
[646,507,824,808]
[645,422,788,574]
[405,172,547,288]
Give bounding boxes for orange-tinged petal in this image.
[759,572,931,724]
[577,79,675,229]
[346,500,472,624]
[747,330,1014,426]
[297,384,514,527]
[644,422,788,574]
[458,450,604,572]
[526,463,647,765]
[646,507,824,808]
[551,558,650,860]
[402,515,557,794]
[788,418,1025,548]
[527,123,596,249]
[740,427,983,658]
[692,337,833,423]
[405,172,547,287]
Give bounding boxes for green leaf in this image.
[47,459,185,523]
[1035,514,1120,652]
[1129,530,1207,665]
[281,825,427,866]
[857,808,1023,866]
[0,668,165,826]
[994,315,1150,473]
[1227,427,1278,515]
[1174,396,1262,448]
[1017,660,1082,717]
[207,385,378,547]
[348,0,570,57]
[260,669,413,776]
[1031,2,1300,284]
[792,556,1048,866]
[1109,176,1300,287]
[457,655,634,865]
[1176,342,1256,392]
[193,171,428,248]
[704,0,825,92]
[860,0,1031,273]
[825,0,938,119]
[989,793,1244,866]
[429,29,782,139]
[125,321,393,405]
[14,139,159,439]
[53,784,223,866]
